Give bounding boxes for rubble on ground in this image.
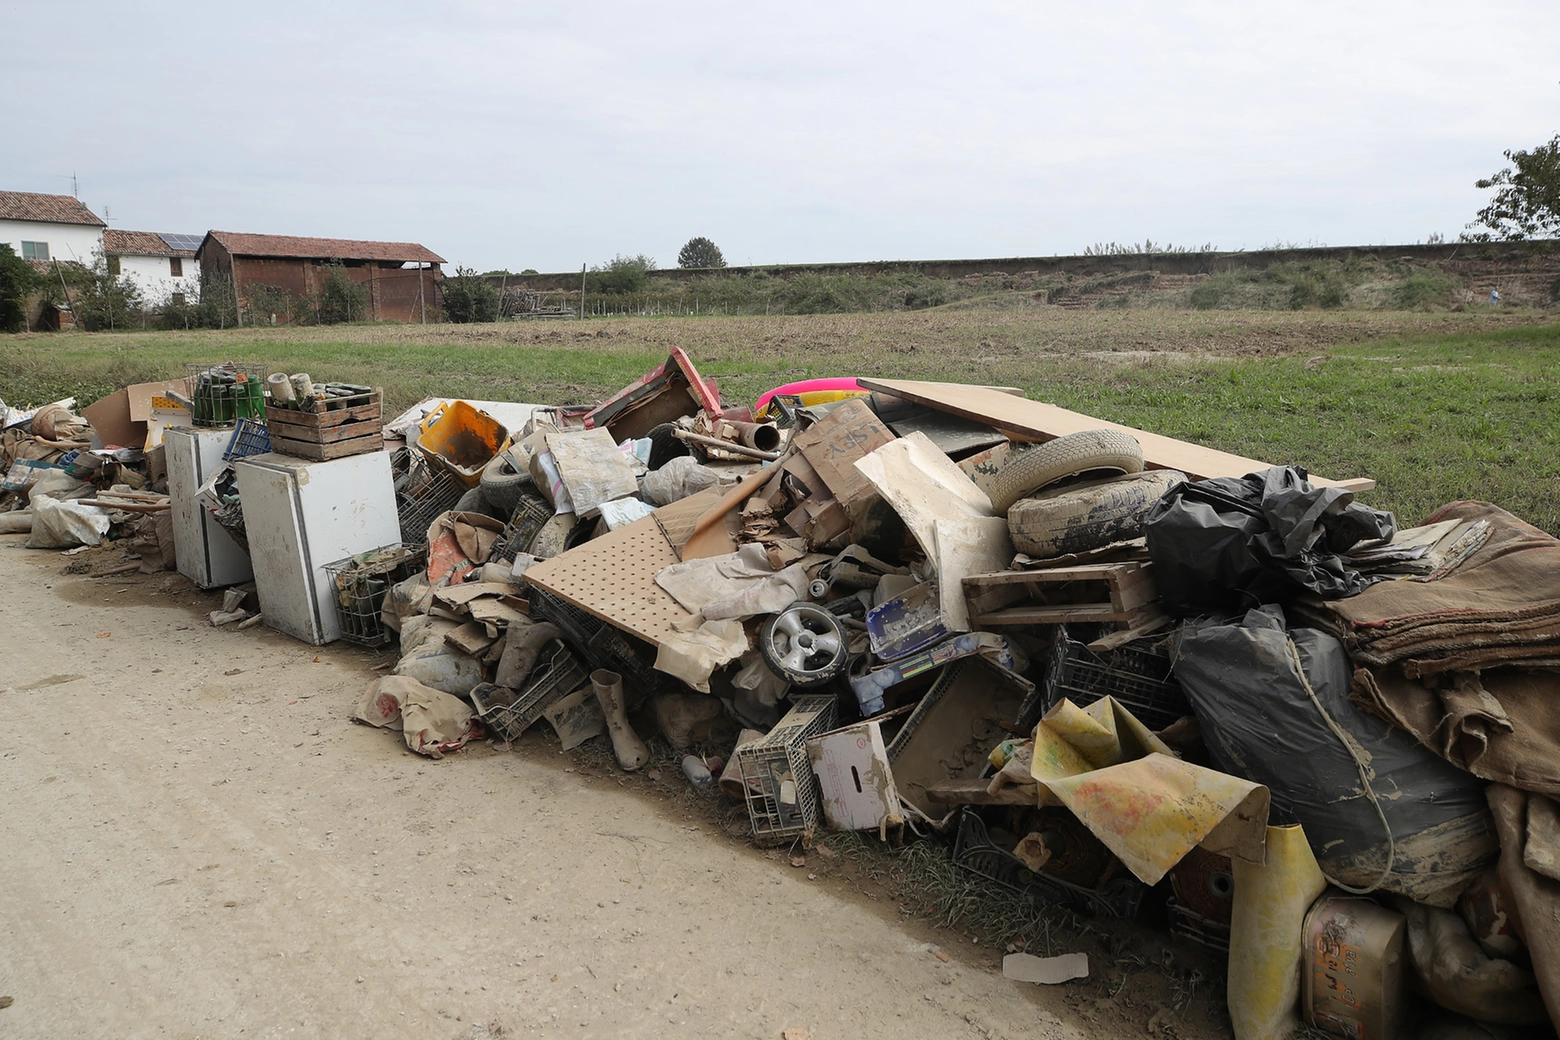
[7,351,1560,1040]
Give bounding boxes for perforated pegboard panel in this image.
[523,514,693,645]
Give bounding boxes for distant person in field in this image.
[1491,289,1501,305]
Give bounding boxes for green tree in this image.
[677,237,726,269]
[0,243,40,332]
[587,253,656,294]
[1464,134,1560,241]
[317,263,368,324]
[442,266,499,323]
[44,251,143,331]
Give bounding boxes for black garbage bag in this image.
[1172,605,1497,907]
[1143,465,1394,614]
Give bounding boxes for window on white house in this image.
[21,241,48,261]
[170,257,183,277]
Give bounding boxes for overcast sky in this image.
[4,1,1557,273]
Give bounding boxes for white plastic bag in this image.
[24,493,109,549]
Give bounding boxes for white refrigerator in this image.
[164,426,253,588]
[234,450,401,645]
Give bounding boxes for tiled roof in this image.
[202,230,444,264]
[105,229,195,258]
[0,191,106,226]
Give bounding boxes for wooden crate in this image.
[963,561,1160,626]
[265,392,383,461]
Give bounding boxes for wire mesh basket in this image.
[323,543,428,647]
[488,488,554,564]
[734,695,838,847]
[951,808,1146,919]
[527,586,664,701]
[187,362,266,428]
[470,641,590,743]
[222,417,271,461]
[393,455,464,549]
[1041,630,1190,731]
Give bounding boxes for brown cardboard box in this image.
[789,399,896,509]
[82,379,191,448]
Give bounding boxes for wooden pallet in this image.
[265,394,383,460]
[963,561,1160,626]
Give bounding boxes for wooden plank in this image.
[924,777,1036,806]
[268,416,380,444]
[964,561,1158,615]
[276,390,379,415]
[269,430,383,461]
[858,378,1373,492]
[265,397,382,430]
[1086,607,1173,651]
[973,603,1132,625]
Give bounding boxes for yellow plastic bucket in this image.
[415,401,511,488]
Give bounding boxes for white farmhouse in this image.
[0,190,106,268]
[104,230,201,306]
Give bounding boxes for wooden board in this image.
[521,514,693,647]
[273,390,379,416]
[265,396,381,430]
[858,378,1374,492]
[268,429,383,461]
[964,561,1159,628]
[268,415,381,444]
[924,777,1037,807]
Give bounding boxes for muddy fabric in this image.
[1487,785,1560,1032]
[1173,606,1497,906]
[1352,667,1560,799]
[1304,502,1560,674]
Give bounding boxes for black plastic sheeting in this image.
[1143,465,1395,615]
[1172,605,1498,907]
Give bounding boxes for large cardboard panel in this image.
[789,398,896,508]
[859,378,1373,492]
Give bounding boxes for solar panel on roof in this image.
[159,233,204,252]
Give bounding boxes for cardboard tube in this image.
[267,373,295,403]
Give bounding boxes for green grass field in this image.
[3,307,1557,531]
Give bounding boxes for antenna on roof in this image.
[73,172,78,198]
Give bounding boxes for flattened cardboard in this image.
[83,380,190,449]
[861,377,1373,492]
[789,398,895,508]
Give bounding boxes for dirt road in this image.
[0,533,1197,1040]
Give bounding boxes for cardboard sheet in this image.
[854,432,1011,631]
[859,378,1373,492]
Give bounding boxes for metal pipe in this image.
[716,419,782,452]
[671,429,780,461]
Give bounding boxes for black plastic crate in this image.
[470,641,590,742]
[527,586,664,700]
[489,488,554,564]
[951,808,1145,920]
[1042,630,1190,731]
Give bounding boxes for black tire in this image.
[1007,469,1186,558]
[759,602,850,688]
[986,429,1145,514]
[480,453,531,515]
[646,423,691,470]
[453,486,484,515]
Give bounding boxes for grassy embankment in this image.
[2,307,1556,532]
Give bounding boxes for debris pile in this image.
[12,351,1560,1040]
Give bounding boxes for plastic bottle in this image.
[681,755,713,790]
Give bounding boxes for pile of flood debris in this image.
[8,350,1560,1040]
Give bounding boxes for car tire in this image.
[1007,469,1186,559]
[986,429,1145,514]
[480,453,531,515]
